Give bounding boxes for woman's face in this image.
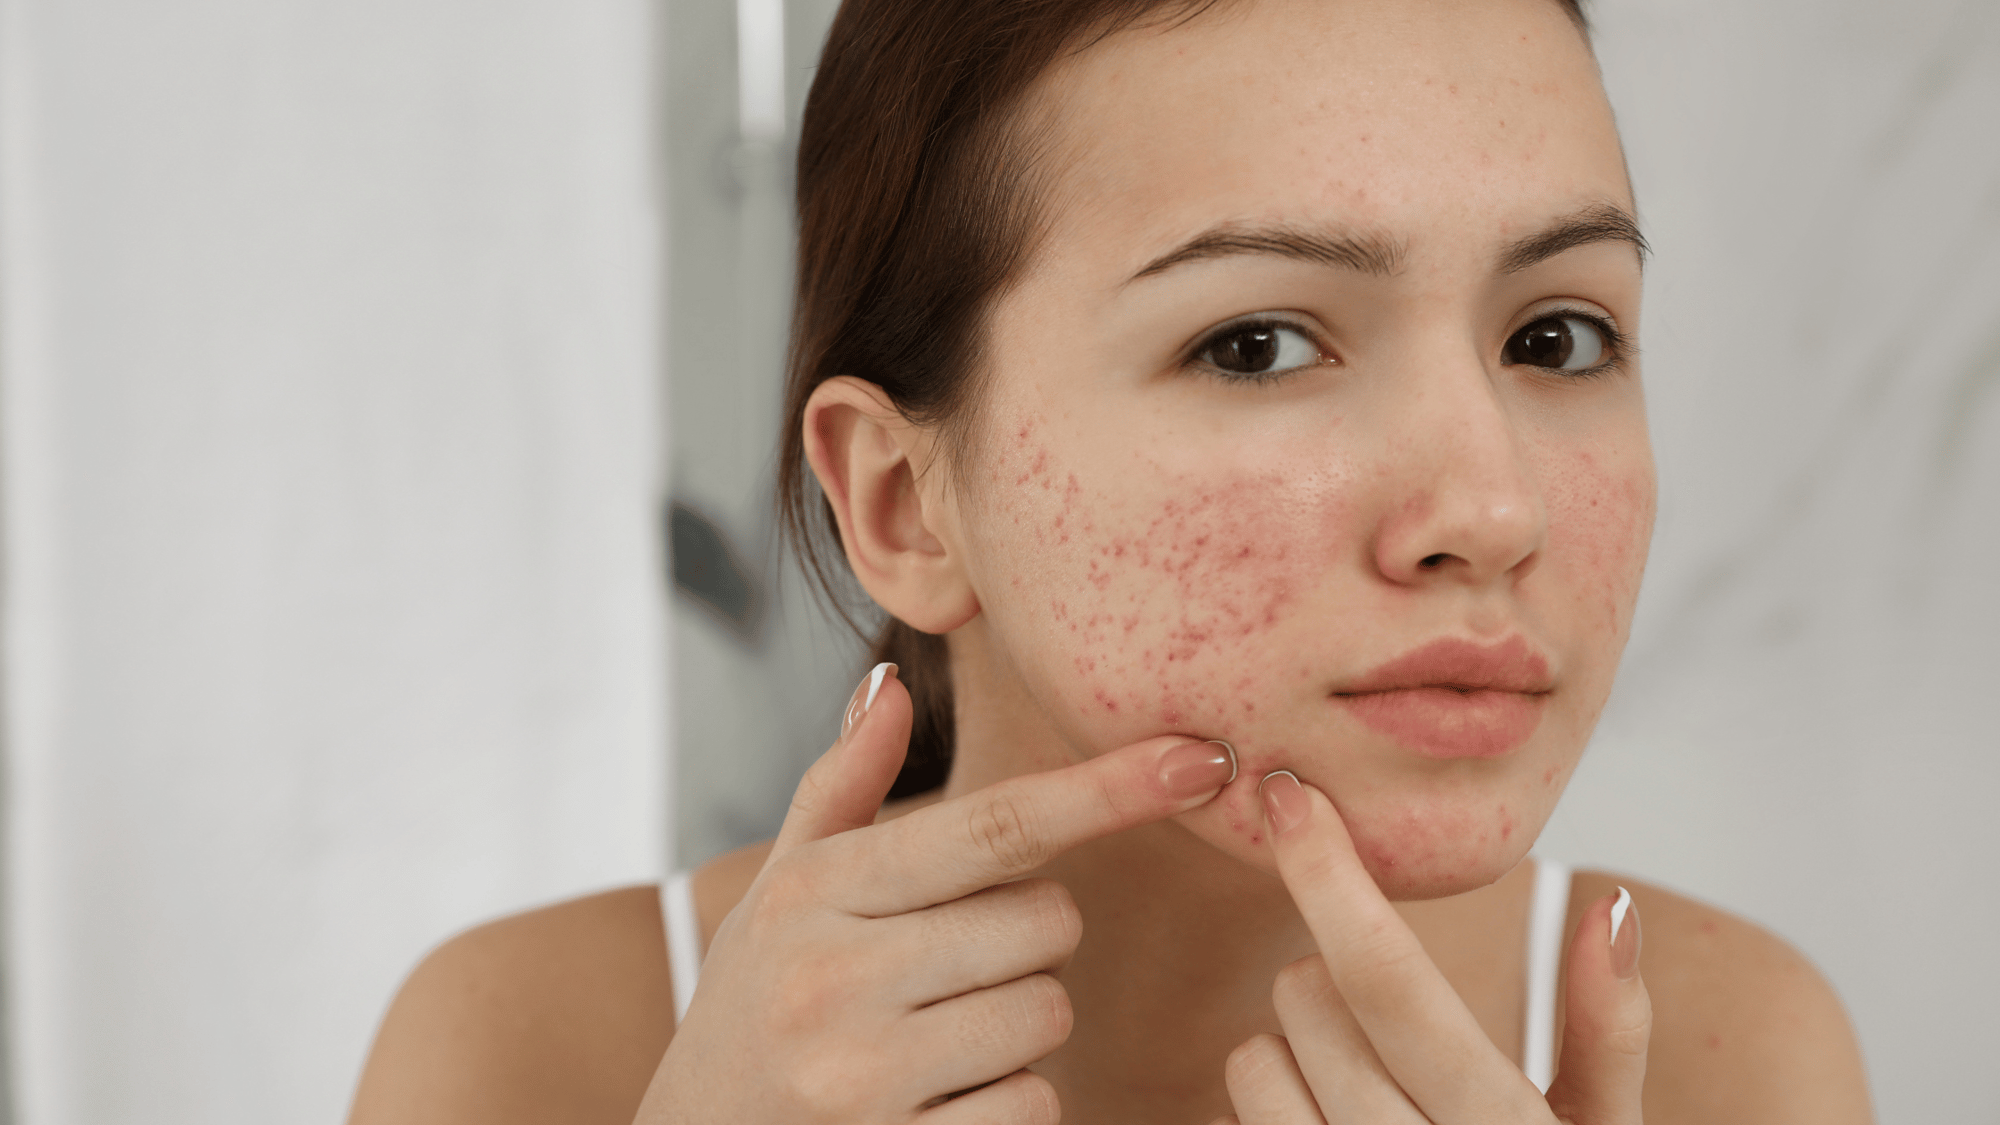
[937,0,1652,899]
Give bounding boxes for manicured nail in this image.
[840,663,898,743]
[1260,770,1310,836]
[1609,887,1641,980]
[1159,740,1235,800]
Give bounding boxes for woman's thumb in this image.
[767,663,912,860]
[1543,888,1651,1125]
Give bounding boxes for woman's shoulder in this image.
[346,882,678,1125]
[346,834,773,1125]
[1567,869,1872,1124]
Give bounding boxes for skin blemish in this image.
[997,460,1344,734]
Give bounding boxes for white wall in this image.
[1538,2,2000,1122]
[0,0,667,1121]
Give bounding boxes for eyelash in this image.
[1185,315,1328,384]
[1182,308,1634,383]
[1519,307,1632,381]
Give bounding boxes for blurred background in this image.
[0,0,1992,1121]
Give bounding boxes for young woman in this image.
[348,0,1874,1121]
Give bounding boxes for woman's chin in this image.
[1173,771,1537,901]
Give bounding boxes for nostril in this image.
[1419,553,1449,570]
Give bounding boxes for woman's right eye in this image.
[1194,321,1323,379]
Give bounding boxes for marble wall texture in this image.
[0,0,666,1121]
[1537,1,2000,1121]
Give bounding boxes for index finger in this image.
[831,735,1237,917]
[1259,771,1543,1120]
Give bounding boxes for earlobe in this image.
[802,377,980,634]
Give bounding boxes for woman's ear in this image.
[802,377,980,634]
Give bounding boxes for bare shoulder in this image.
[1568,870,1873,1125]
[346,885,675,1125]
[344,802,937,1125]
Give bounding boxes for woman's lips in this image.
[1331,635,1554,759]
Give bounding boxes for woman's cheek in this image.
[974,415,1354,739]
[1539,442,1655,663]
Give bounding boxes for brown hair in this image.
[778,0,1591,798]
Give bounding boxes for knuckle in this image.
[1596,999,1654,1059]
[1020,879,1084,952]
[1011,1070,1063,1125]
[978,1070,1062,1125]
[768,948,864,1037]
[746,859,821,928]
[1335,924,1428,1001]
[788,756,838,818]
[1224,1033,1291,1089]
[1599,1021,1652,1059]
[964,791,1048,875]
[1021,972,1075,1047]
[788,1045,875,1120]
[963,974,1071,1056]
[1272,953,1336,1003]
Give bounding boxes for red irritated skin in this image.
[907,0,1656,903]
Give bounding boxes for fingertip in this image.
[772,665,915,855]
[1158,738,1237,803]
[1254,770,1304,835]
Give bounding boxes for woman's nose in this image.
[1369,370,1546,588]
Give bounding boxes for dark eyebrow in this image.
[1498,203,1649,273]
[1127,223,1406,283]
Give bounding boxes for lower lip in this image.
[1336,688,1547,759]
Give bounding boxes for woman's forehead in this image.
[1022,0,1629,282]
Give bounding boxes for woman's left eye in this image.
[1502,314,1612,372]
[1195,322,1323,378]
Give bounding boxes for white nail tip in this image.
[1609,886,1633,946]
[863,662,892,710]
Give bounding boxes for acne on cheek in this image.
[992,426,1335,730]
[1201,768,1529,885]
[1540,447,1653,643]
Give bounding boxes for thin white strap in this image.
[663,871,702,1025]
[1522,857,1571,1093]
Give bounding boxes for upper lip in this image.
[1334,634,1555,695]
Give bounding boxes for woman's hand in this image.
[634,664,1236,1125]
[1218,772,1650,1125]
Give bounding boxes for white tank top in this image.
[661,856,1573,1093]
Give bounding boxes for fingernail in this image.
[840,662,898,743]
[1259,770,1309,836]
[1158,740,1235,800]
[1609,887,1641,980]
